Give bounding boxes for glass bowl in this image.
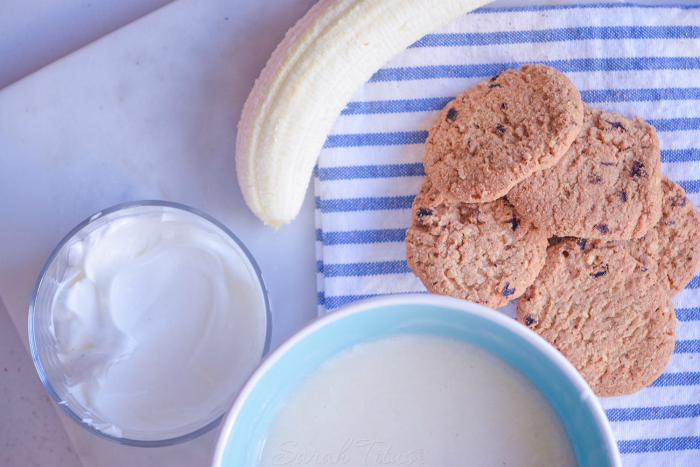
[29,200,272,447]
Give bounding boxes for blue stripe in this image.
[317,163,425,181]
[648,117,700,132]
[325,294,382,310]
[317,291,325,306]
[323,261,411,278]
[315,228,323,242]
[323,229,406,246]
[317,196,414,213]
[606,404,700,422]
[650,372,700,387]
[410,26,700,48]
[677,180,700,195]
[325,131,423,149]
[618,436,700,454]
[341,97,452,116]
[369,58,700,83]
[340,88,700,116]
[323,131,428,149]
[661,149,700,163]
[674,340,700,354]
[582,87,700,104]
[472,4,700,14]
[316,260,323,274]
[325,291,428,310]
[677,308,700,322]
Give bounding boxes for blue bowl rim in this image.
[28,200,273,447]
[211,293,621,467]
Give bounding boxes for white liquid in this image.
[260,334,577,467]
[50,206,267,438]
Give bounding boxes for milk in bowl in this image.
[213,296,619,466]
[259,334,576,466]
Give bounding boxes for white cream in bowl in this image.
[48,204,268,439]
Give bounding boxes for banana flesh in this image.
[237,0,491,227]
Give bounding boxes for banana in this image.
[237,0,491,227]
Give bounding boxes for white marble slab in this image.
[0,0,318,465]
[0,0,320,357]
[0,0,176,90]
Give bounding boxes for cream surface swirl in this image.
[50,207,267,438]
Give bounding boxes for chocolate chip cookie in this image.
[406,177,548,309]
[508,105,663,240]
[619,176,700,295]
[423,63,583,203]
[518,238,676,397]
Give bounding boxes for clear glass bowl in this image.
[28,200,272,447]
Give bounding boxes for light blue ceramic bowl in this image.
[212,294,621,467]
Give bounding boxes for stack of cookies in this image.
[405,64,700,397]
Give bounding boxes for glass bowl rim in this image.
[28,199,273,447]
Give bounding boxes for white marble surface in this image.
[0,0,176,90]
[0,0,318,465]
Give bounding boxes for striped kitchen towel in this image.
[313,3,700,466]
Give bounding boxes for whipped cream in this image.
[50,206,267,439]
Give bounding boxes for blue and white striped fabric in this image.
[313,4,700,466]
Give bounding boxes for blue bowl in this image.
[212,294,620,466]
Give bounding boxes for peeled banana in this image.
[237,0,491,227]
